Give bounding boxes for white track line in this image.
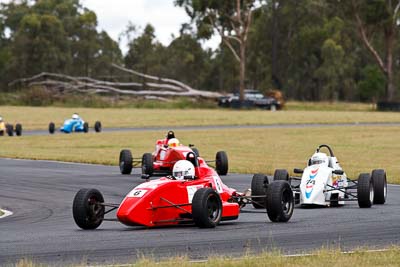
[0,209,13,219]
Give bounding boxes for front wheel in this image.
[273,169,289,181]
[141,153,154,175]
[119,149,133,175]
[6,124,13,136]
[192,188,222,228]
[94,121,102,132]
[357,173,374,208]
[49,122,55,134]
[72,188,105,230]
[251,173,268,209]
[83,122,89,133]
[371,169,387,204]
[15,123,22,136]
[215,151,228,175]
[266,180,294,222]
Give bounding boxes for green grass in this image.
[1,106,400,130]
[1,126,399,183]
[286,101,376,111]
[14,247,400,267]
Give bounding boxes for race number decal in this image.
[127,189,147,198]
[186,185,203,203]
[213,176,223,193]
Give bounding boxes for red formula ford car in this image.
[119,131,229,177]
[72,153,294,229]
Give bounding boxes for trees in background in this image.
[0,0,399,102]
[0,0,122,86]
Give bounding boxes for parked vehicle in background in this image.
[218,89,283,110]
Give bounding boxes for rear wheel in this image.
[72,188,105,230]
[371,169,387,204]
[83,122,89,133]
[266,180,294,222]
[192,188,222,228]
[49,122,55,134]
[215,151,228,175]
[6,124,13,136]
[94,121,102,132]
[357,173,374,208]
[251,173,268,209]
[15,123,22,136]
[141,153,154,175]
[192,147,200,157]
[273,169,289,181]
[119,149,133,175]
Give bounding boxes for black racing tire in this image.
[141,153,154,175]
[215,151,228,175]
[0,130,4,136]
[192,188,222,228]
[72,188,105,230]
[49,122,55,134]
[251,173,268,209]
[357,173,374,208]
[94,121,102,133]
[119,149,133,175]
[371,169,387,204]
[15,123,22,136]
[83,122,89,133]
[273,169,289,181]
[192,147,200,157]
[266,180,294,222]
[6,124,13,136]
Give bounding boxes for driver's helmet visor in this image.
[311,159,325,165]
[173,171,186,178]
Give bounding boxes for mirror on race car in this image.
[332,170,344,175]
[293,168,303,174]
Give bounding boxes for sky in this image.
[1,0,220,53]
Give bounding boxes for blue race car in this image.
[48,114,101,134]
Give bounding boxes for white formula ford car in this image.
[268,144,387,208]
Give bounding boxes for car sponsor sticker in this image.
[332,176,344,188]
[127,189,147,198]
[213,176,223,193]
[305,168,319,199]
[186,185,203,203]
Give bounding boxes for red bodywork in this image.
[152,139,196,173]
[117,158,239,227]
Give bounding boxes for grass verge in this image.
[1,126,399,183]
[14,247,400,266]
[1,106,400,130]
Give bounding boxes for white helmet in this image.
[310,152,329,166]
[172,160,195,180]
[168,138,180,148]
[72,113,79,120]
[0,116,3,121]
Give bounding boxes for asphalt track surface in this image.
[0,159,399,266]
[21,121,400,136]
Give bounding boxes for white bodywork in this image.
[299,156,348,206]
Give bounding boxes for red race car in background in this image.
[119,130,229,177]
[73,152,294,229]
